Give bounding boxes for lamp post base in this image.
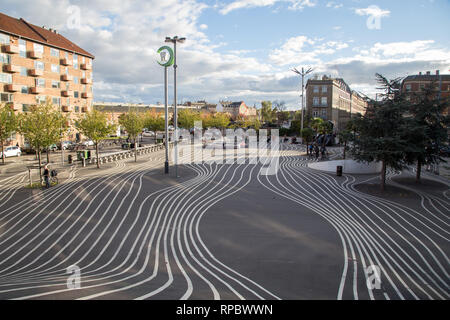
[165,161,169,174]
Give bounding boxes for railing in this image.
[80,143,172,166]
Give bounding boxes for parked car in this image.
[440,146,450,157]
[59,141,73,150]
[0,146,21,158]
[83,140,94,147]
[142,131,155,137]
[48,144,58,151]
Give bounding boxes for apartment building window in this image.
[35,78,45,87]
[52,97,61,106]
[313,110,319,117]
[36,95,46,104]
[19,39,27,58]
[50,48,59,57]
[0,33,9,45]
[33,43,44,54]
[51,64,60,73]
[0,53,10,64]
[73,54,78,69]
[314,86,319,93]
[67,98,70,105]
[82,71,86,78]
[21,86,28,94]
[313,97,320,106]
[321,97,327,106]
[74,91,79,98]
[52,80,60,89]
[74,76,78,84]
[420,83,425,91]
[82,85,86,92]
[82,56,85,64]
[22,104,31,112]
[405,84,412,92]
[34,61,44,70]
[20,67,27,76]
[1,93,13,102]
[65,67,69,75]
[74,106,80,113]
[322,86,327,93]
[0,73,12,84]
[321,110,327,116]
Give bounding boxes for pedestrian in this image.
[43,165,50,189]
[314,144,320,160]
[308,144,313,156]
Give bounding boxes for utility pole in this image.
[165,36,186,178]
[292,67,313,143]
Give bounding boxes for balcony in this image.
[61,105,70,112]
[81,106,88,113]
[3,64,20,73]
[2,44,19,54]
[61,90,73,97]
[7,102,20,111]
[60,58,72,66]
[81,78,92,84]
[30,87,45,94]
[61,74,73,81]
[80,63,92,70]
[29,69,44,77]
[81,92,92,99]
[5,84,20,92]
[28,50,43,59]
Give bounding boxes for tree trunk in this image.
[381,160,386,192]
[46,148,50,164]
[1,139,4,165]
[38,150,42,183]
[96,142,100,169]
[135,136,137,162]
[416,161,422,183]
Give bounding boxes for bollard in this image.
[82,158,86,167]
[68,155,73,165]
[336,165,343,177]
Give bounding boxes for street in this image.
[0,143,448,300]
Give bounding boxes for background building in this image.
[401,70,450,116]
[306,75,368,132]
[217,101,257,120]
[0,12,94,144]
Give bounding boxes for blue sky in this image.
[2,0,450,109]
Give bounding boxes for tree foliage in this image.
[75,109,115,168]
[0,103,19,164]
[119,111,144,162]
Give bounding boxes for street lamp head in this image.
[165,37,172,43]
[178,37,186,43]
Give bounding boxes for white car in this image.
[83,140,94,147]
[142,131,155,137]
[0,146,21,158]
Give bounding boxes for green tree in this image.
[404,84,449,182]
[178,109,201,129]
[300,127,314,145]
[119,111,144,162]
[349,74,409,191]
[75,110,116,168]
[0,103,19,165]
[143,111,165,144]
[261,101,276,123]
[19,100,68,180]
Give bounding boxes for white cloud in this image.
[199,24,208,30]
[354,6,390,18]
[326,2,343,9]
[220,0,316,15]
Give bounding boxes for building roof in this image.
[0,12,94,59]
[403,74,450,82]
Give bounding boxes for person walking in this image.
[43,165,50,189]
[314,144,320,160]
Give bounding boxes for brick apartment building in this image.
[0,12,94,145]
[401,70,450,116]
[306,75,368,132]
[217,101,257,120]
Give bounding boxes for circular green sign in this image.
[157,46,174,67]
